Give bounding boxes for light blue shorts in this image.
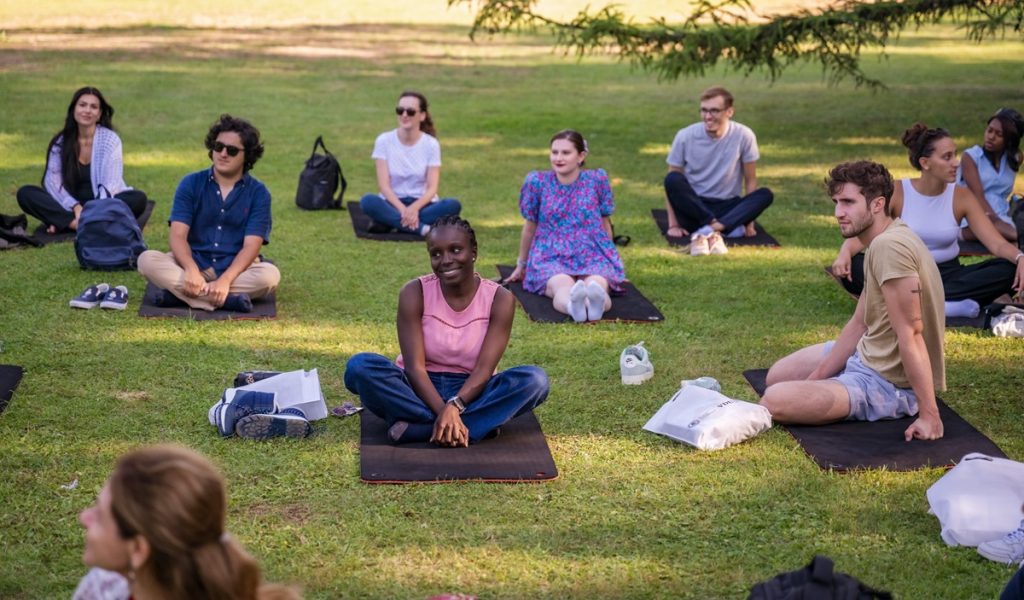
[822,342,918,421]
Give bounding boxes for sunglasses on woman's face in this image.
[212,142,242,157]
[395,107,419,117]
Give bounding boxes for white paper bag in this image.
[926,452,1024,546]
[235,369,328,421]
[643,384,772,450]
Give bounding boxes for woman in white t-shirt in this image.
[958,107,1022,243]
[359,91,461,235]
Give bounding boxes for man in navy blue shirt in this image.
[138,114,280,312]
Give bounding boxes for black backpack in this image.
[295,136,347,210]
[748,555,892,600]
[74,188,147,271]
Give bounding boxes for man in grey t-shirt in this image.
[663,87,773,254]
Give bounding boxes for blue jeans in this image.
[359,194,461,234]
[343,352,549,442]
[664,171,773,232]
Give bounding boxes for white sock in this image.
[726,225,746,238]
[419,224,431,236]
[945,299,980,318]
[568,280,588,323]
[585,280,609,321]
[695,225,714,237]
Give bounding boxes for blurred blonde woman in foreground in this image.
[74,444,298,600]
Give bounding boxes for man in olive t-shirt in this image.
[761,161,946,441]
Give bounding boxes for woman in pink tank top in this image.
[344,215,549,446]
[832,123,1023,312]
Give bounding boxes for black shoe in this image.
[222,293,253,313]
[367,220,393,234]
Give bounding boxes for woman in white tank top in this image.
[832,123,1023,312]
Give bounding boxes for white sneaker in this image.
[690,233,710,256]
[620,341,654,385]
[978,519,1024,565]
[708,232,728,255]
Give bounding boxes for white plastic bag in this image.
[926,452,1024,546]
[643,384,772,450]
[992,309,1024,338]
[235,368,328,421]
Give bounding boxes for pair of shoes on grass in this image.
[70,283,128,310]
[210,389,312,440]
[152,288,253,312]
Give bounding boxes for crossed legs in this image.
[761,343,852,425]
[545,274,611,322]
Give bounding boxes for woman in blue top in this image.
[959,108,1023,243]
[17,87,147,233]
[359,91,461,236]
[505,130,625,322]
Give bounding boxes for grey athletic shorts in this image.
[823,342,918,421]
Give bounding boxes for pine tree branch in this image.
[450,0,1024,88]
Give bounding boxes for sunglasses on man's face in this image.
[212,142,243,157]
[395,107,419,117]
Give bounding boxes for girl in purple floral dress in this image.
[505,130,625,322]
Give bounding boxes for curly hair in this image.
[205,114,265,172]
[825,160,895,215]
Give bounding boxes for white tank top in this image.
[898,179,959,263]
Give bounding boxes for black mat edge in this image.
[137,281,277,320]
[958,239,992,257]
[359,410,559,484]
[494,265,664,324]
[650,208,781,248]
[347,201,424,242]
[0,365,25,414]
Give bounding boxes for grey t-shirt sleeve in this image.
[740,126,760,164]
[666,129,687,168]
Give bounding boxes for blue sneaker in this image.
[100,285,129,310]
[235,408,312,440]
[70,283,110,309]
[211,389,276,438]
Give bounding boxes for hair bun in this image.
[901,122,929,149]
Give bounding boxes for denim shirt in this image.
[169,168,272,276]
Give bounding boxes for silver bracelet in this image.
[1015,252,1024,265]
[516,258,527,267]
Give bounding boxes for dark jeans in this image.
[663,170,773,232]
[343,352,549,443]
[840,253,1016,305]
[16,185,147,231]
[359,194,461,234]
[1003,565,1024,600]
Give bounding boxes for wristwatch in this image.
[446,395,466,413]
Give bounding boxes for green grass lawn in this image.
[1,6,1023,598]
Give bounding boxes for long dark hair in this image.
[399,91,436,138]
[42,87,115,191]
[901,122,951,171]
[990,108,1023,172]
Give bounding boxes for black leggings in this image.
[840,252,1016,306]
[16,185,147,231]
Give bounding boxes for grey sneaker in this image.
[620,341,653,385]
[978,519,1024,565]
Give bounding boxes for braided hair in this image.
[428,214,477,253]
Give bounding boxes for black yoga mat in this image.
[138,282,277,320]
[494,265,664,323]
[31,200,156,245]
[742,368,1006,472]
[347,202,424,242]
[360,410,558,483]
[958,239,991,257]
[651,209,781,248]
[0,365,24,414]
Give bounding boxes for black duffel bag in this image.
[295,136,347,210]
